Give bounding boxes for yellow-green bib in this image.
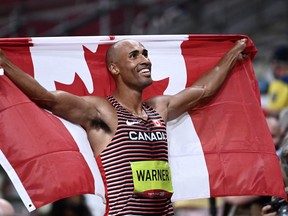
[130,160,173,198]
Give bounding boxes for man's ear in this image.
[108,63,119,75]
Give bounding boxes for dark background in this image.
[1,0,287,63]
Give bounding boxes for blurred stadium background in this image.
[1,0,287,62]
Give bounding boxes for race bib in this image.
[130,160,173,198]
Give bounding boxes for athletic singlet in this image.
[96,96,174,216]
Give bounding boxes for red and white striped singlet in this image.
[96,96,174,215]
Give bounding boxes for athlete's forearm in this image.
[0,49,55,109]
[192,38,247,98]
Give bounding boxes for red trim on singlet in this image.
[96,156,110,216]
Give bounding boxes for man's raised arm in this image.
[0,48,99,127]
[150,38,247,122]
[192,38,247,98]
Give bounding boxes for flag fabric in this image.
[0,35,285,213]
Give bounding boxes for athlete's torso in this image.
[96,96,174,216]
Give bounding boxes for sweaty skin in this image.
[0,38,247,156]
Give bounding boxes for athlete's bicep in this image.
[166,86,206,121]
[49,91,100,126]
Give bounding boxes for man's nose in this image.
[140,54,150,64]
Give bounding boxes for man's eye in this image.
[143,50,148,58]
[129,51,139,58]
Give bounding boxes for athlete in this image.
[0,38,247,215]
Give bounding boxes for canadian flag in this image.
[152,119,162,127]
[0,35,285,213]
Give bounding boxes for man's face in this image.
[114,40,152,90]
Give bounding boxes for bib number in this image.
[130,160,173,198]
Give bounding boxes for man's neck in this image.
[113,89,143,115]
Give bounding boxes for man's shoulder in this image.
[145,95,170,107]
[145,95,170,122]
[82,95,108,103]
[82,95,115,111]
